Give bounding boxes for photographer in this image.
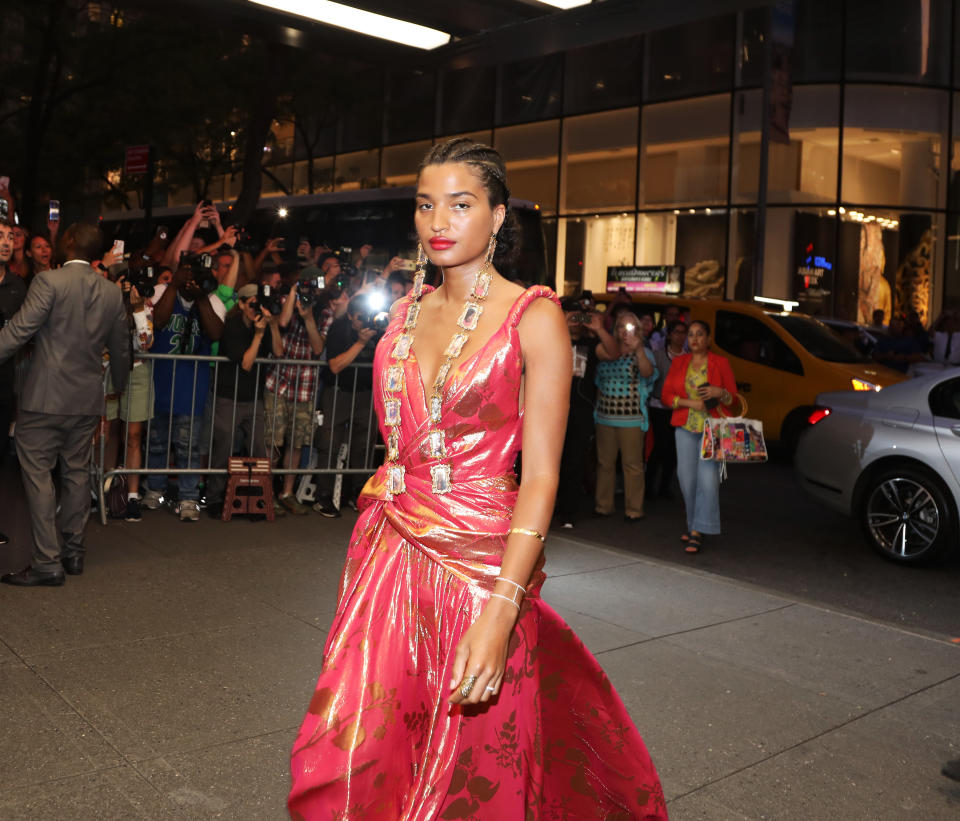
[142,256,226,521]
[264,271,324,515]
[556,297,617,529]
[205,284,284,518]
[594,311,658,523]
[311,292,380,517]
[0,221,26,546]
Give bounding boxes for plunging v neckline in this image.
[407,287,530,410]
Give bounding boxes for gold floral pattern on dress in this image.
[288,287,668,820]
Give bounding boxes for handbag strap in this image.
[717,392,748,419]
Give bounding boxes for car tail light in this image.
[851,378,881,392]
[808,407,831,426]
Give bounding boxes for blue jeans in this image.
[675,426,722,535]
[147,413,203,500]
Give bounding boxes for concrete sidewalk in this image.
[0,510,958,820]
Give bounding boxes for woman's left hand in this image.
[697,384,725,400]
[448,601,517,705]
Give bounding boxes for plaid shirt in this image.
[265,315,319,402]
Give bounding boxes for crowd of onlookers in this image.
[0,193,418,525]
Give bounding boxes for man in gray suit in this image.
[0,222,130,586]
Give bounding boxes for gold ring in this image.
[459,675,479,698]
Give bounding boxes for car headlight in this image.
[851,378,881,392]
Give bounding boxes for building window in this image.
[495,120,559,214]
[564,37,642,115]
[382,141,432,188]
[335,150,379,191]
[441,66,495,135]
[640,95,730,208]
[556,214,635,296]
[846,0,951,85]
[733,85,840,204]
[293,157,334,195]
[842,86,948,210]
[386,69,434,145]
[645,16,735,101]
[561,108,638,213]
[499,54,562,125]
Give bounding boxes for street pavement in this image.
[0,463,958,819]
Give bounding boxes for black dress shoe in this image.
[62,556,84,575]
[0,531,8,545]
[1,566,66,586]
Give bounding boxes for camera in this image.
[357,290,390,334]
[179,251,219,294]
[0,309,6,330]
[125,256,157,300]
[228,225,258,254]
[258,283,287,316]
[296,275,325,308]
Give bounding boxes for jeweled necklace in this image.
[382,234,496,496]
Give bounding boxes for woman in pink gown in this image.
[288,138,668,820]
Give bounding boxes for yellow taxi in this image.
[594,293,906,447]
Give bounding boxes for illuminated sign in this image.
[607,265,684,294]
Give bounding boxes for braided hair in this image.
[418,138,520,268]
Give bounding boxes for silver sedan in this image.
[795,367,960,564]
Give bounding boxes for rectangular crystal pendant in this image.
[387,465,406,495]
[431,463,451,494]
[429,394,443,423]
[386,365,404,392]
[427,430,446,459]
[457,302,483,331]
[444,333,469,359]
[384,398,401,427]
[404,303,420,328]
[433,362,451,391]
[474,272,492,299]
[387,431,399,461]
[412,273,425,297]
[392,334,412,360]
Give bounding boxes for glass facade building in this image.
[191,0,960,323]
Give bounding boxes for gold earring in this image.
[416,241,427,272]
[486,233,497,265]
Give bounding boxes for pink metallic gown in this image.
[288,286,668,820]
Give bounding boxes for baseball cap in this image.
[237,283,258,299]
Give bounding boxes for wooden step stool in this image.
[222,457,274,521]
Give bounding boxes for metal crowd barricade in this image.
[95,352,378,524]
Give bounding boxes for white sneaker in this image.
[141,488,163,510]
[177,500,200,521]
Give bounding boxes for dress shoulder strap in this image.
[507,285,561,328]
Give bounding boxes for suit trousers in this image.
[314,387,373,502]
[16,410,99,572]
[595,423,646,518]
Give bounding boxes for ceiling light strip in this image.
[249,0,451,50]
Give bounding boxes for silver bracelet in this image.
[490,592,520,610]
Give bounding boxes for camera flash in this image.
[277,207,288,218]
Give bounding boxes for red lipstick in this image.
[429,238,455,250]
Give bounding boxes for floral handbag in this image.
[699,394,768,467]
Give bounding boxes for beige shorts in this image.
[105,362,154,423]
[263,389,315,449]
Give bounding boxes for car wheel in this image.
[858,466,956,564]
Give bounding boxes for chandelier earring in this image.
[486,233,497,266]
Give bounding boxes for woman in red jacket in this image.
[660,320,737,553]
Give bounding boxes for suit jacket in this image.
[0,261,130,415]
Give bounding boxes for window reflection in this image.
[495,121,559,214]
[382,141,431,188]
[733,86,839,204]
[564,36,642,115]
[640,95,729,208]
[645,16,734,101]
[334,150,379,191]
[842,86,948,209]
[557,214,635,296]
[562,108,638,213]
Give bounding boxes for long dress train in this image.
[289,286,668,820]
